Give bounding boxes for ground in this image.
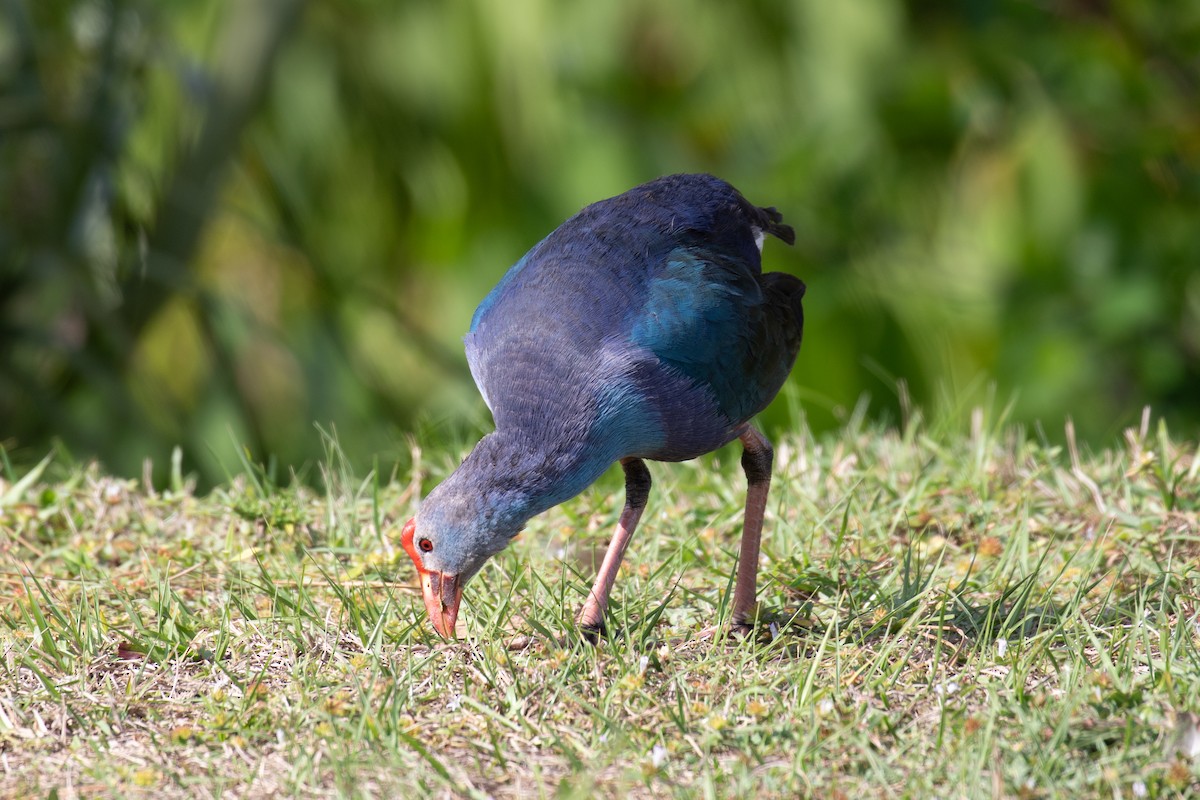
[1,411,1199,798]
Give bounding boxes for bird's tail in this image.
[757,206,796,246]
[761,271,805,344]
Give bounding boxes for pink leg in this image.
[731,427,773,629]
[577,458,651,636]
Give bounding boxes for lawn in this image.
[2,410,1199,798]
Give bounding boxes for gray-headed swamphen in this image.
[401,174,804,639]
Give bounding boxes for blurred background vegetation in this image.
[2,0,1198,487]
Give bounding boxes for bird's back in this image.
[466,174,804,465]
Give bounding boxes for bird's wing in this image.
[462,174,802,437]
[464,336,493,414]
[464,250,541,414]
[629,246,804,426]
[464,245,614,431]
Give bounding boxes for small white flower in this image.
[446,694,462,712]
[1133,781,1147,798]
[996,638,1008,658]
[650,744,668,768]
[817,698,834,716]
[935,681,960,697]
[638,655,649,674]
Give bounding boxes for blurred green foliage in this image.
[2,0,1198,486]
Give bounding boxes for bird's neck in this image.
[442,430,613,533]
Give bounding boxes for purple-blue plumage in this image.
[404,174,804,638]
[467,173,801,460]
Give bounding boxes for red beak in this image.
[419,570,462,638]
[400,517,463,638]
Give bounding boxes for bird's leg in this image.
[731,426,773,630]
[577,458,652,637]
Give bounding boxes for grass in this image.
[1,409,1199,798]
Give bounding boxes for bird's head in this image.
[401,474,525,638]
[400,516,466,638]
[401,432,547,637]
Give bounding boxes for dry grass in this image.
[2,410,1199,798]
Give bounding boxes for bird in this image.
[401,173,804,639]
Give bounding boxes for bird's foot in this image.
[729,620,756,639]
[696,621,756,642]
[577,618,608,645]
[728,603,760,637]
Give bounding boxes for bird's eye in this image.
[418,538,433,553]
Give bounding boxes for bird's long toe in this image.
[577,618,608,645]
[729,620,757,639]
[695,618,761,643]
